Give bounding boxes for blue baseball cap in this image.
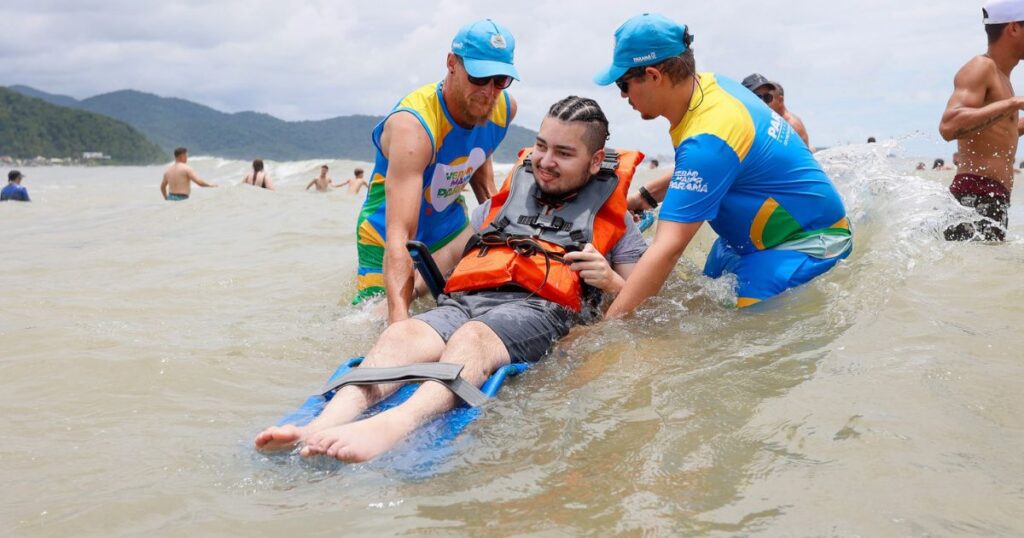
[594,13,690,86]
[451,19,520,80]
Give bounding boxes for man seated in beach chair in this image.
[255,96,647,462]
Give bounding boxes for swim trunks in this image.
[167,193,189,201]
[413,289,574,363]
[944,173,1010,241]
[704,237,851,307]
[658,72,852,306]
[353,81,512,304]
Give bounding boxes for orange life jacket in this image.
[444,148,644,311]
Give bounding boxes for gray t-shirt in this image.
[470,200,648,266]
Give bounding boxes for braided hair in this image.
[546,96,610,153]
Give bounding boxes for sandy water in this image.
[1,148,1022,536]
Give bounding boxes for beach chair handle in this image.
[407,240,447,300]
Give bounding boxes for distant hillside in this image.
[0,87,168,164]
[9,85,538,163]
[7,85,81,109]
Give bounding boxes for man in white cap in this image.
[939,0,1024,241]
[353,19,520,322]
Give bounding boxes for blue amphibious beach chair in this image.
[277,211,656,445]
[275,241,531,444]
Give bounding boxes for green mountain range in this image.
[8,85,539,163]
[0,87,168,164]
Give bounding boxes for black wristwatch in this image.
[638,186,659,209]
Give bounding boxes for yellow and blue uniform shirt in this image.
[354,82,511,302]
[661,73,851,307]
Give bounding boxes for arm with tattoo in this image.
[939,59,1024,141]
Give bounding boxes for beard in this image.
[460,95,496,126]
[534,166,588,196]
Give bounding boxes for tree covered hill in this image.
[0,87,168,164]
[8,85,539,163]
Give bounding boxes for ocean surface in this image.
[2,147,1022,536]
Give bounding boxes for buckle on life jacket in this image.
[598,150,620,178]
[462,232,489,258]
[492,215,511,232]
[518,214,572,232]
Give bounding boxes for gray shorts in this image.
[413,289,575,363]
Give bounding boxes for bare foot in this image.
[300,412,417,463]
[254,424,309,452]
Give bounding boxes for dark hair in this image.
[622,49,696,86]
[321,164,329,170]
[252,159,264,173]
[174,147,187,158]
[867,137,876,143]
[546,96,610,153]
[651,159,660,167]
[354,168,364,177]
[933,158,945,169]
[986,22,1010,44]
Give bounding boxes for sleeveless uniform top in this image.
[357,82,512,252]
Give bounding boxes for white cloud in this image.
[0,0,1012,158]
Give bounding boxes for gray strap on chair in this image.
[320,363,489,407]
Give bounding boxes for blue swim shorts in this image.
[703,238,850,307]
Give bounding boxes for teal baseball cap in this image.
[594,13,690,86]
[451,19,520,80]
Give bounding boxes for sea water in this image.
[1,147,1022,536]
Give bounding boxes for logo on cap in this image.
[633,52,657,64]
[490,34,506,49]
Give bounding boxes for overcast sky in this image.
[0,0,1014,160]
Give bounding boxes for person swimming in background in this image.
[1,170,30,202]
[334,167,368,195]
[306,165,334,192]
[242,159,274,190]
[867,137,877,143]
[940,0,1024,241]
[916,162,927,171]
[160,147,218,201]
[933,158,950,170]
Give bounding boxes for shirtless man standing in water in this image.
[160,147,217,201]
[336,168,368,195]
[306,165,334,192]
[940,1,1024,240]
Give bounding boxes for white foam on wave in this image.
[184,156,374,187]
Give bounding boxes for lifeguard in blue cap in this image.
[354,19,519,323]
[595,14,853,315]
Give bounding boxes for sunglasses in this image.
[467,73,514,89]
[616,68,651,93]
[756,91,775,104]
